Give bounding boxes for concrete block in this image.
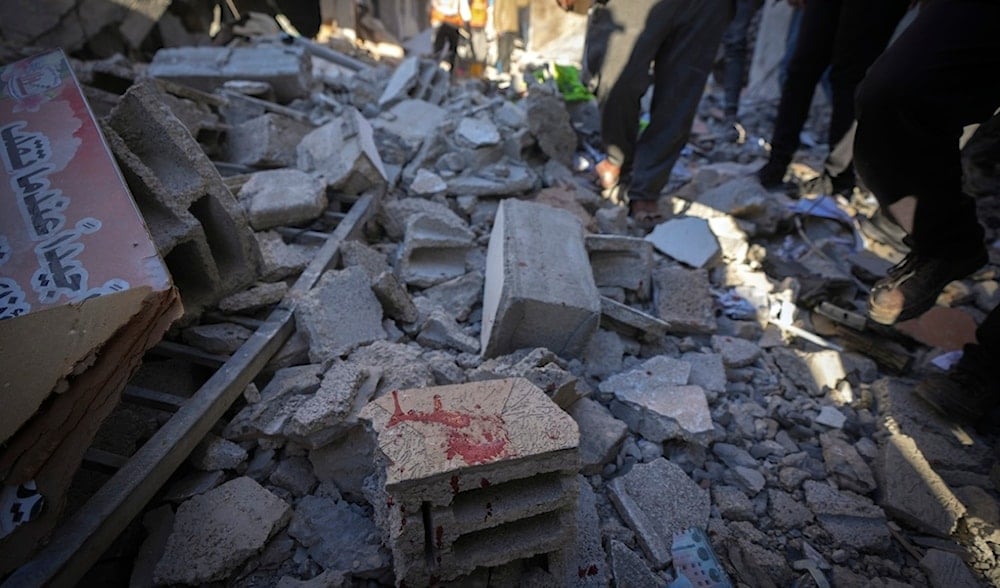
[361,378,580,586]
[567,398,628,476]
[395,213,475,288]
[711,334,762,368]
[223,364,323,441]
[417,307,481,354]
[373,99,448,151]
[653,266,717,335]
[372,270,419,323]
[340,240,391,279]
[607,458,710,568]
[107,79,260,318]
[297,108,388,196]
[154,477,291,585]
[609,383,713,445]
[380,197,465,241]
[285,362,379,449]
[482,199,601,358]
[254,230,314,282]
[225,113,312,169]
[421,271,484,322]
[295,267,387,362]
[586,234,654,299]
[378,56,421,108]
[646,217,720,269]
[239,169,327,230]
[523,88,576,166]
[148,44,312,102]
[445,163,538,197]
[457,117,502,148]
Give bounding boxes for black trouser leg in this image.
[854,0,1000,258]
[722,0,762,117]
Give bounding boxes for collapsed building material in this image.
[0,50,181,572]
[148,44,313,103]
[237,169,328,230]
[360,378,581,585]
[482,199,601,358]
[586,234,654,300]
[105,79,261,321]
[225,112,313,169]
[297,107,388,196]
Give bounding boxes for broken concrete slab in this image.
[444,164,538,198]
[457,117,502,148]
[379,197,467,241]
[287,495,391,577]
[653,266,717,335]
[238,169,327,231]
[148,44,312,102]
[409,168,448,195]
[523,87,576,166]
[295,267,387,363]
[189,433,248,471]
[599,297,671,342]
[919,548,980,588]
[598,355,691,400]
[582,329,625,378]
[567,398,629,476]
[223,364,324,442]
[610,382,714,445]
[607,458,710,568]
[284,362,379,449]
[297,108,387,196]
[820,431,875,495]
[420,271,484,322]
[803,480,891,553]
[416,307,480,353]
[154,477,291,585]
[309,424,376,501]
[681,352,728,397]
[712,335,762,368]
[377,56,421,108]
[586,234,654,299]
[340,240,392,280]
[268,456,318,497]
[482,199,601,358]
[371,270,419,323]
[609,539,661,586]
[693,177,770,218]
[876,432,966,538]
[255,231,315,282]
[373,99,448,151]
[646,217,721,269]
[225,112,312,169]
[395,212,475,288]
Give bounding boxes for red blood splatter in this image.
[386,390,511,465]
[480,478,491,488]
[436,525,444,549]
[450,475,460,495]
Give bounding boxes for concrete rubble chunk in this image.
[373,99,448,149]
[380,197,466,241]
[610,383,713,445]
[803,480,891,553]
[218,282,289,313]
[583,329,625,378]
[340,240,392,279]
[919,549,980,588]
[395,212,475,288]
[348,341,436,396]
[653,266,717,335]
[682,352,727,395]
[416,307,480,353]
[694,177,770,218]
[378,56,421,107]
[269,456,318,497]
[482,199,601,358]
[421,271,485,321]
[600,296,671,341]
[712,335,762,368]
[153,477,291,585]
[149,44,311,102]
[457,117,502,147]
[608,458,710,568]
[445,163,538,197]
[309,424,376,501]
[609,540,661,587]
[295,267,387,363]
[225,113,312,169]
[767,488,815,529]
[372,271,419,323]
[238,169,327,231]
[567,398,629,475]
[287,495,391,577]
[815,406,847,429]
[586,234,654,299]
[285,362,379,449]
[875,432,966,537]
[224,364,324,441]
[599,355,691,399]
[297,108,388,196]
[255,231,314,282]
[523,88,577,166]
[183,322,253,355]
[189,433,248,471]
[557,478,610,587]
[708,215,751,264]
[646,217,721,269]
[714,485,756,521]
[409,168,448,195]
[360,378,580,586]
[820,432,875,494]
[770,347,823,397]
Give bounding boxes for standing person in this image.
[755,0,909,198]
[851,0,1000,421]
[561,0,734,222]
[431,0,471,71]
[494,0,521,74]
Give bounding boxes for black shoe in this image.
[915,370,999,423]
[868,248,989,325]
[756,160,797,196]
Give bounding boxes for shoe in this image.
[756,160,797,196]
[867,248,988,325]
[915,370,998,424]
[595,159,621,190]
[628,199,665,231]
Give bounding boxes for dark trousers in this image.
[721,0,763,117]
[853,0,1000,377]
[591,0,732,202]
[433,23,462,69]
[768,0,908,176]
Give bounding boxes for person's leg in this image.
[759,0,841,186]
[624,0,733,204]
[854,0,1000,324]
[721,0,762,118]
[587,1,655,107]
[498,32,516,73]
[597,0,660,175]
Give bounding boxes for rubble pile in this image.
[2,19,999,588]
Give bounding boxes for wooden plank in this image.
[3,192,379,588]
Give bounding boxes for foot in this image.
[595,159,621,190]
[915,369,999,424]
[755,160,797,196]
[867,248,989,325]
